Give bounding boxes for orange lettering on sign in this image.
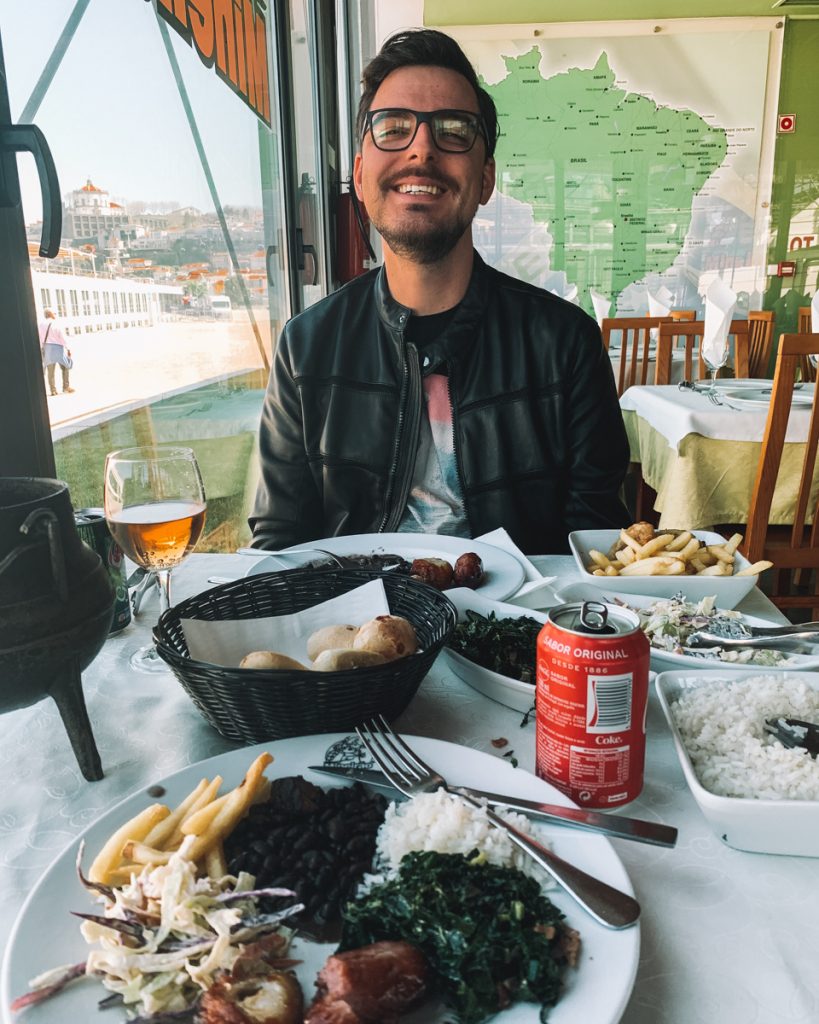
[243,0,270,124]
[233,0,247,95]
[188,0,215,64]
[146,0,270,128]
[213,0,238,86]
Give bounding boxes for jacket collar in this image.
[375,251,489,363]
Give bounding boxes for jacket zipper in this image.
[447,362,471,530]
[378,338,422,532]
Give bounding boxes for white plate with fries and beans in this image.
[2,741,639,1024]
[568,525,772,608]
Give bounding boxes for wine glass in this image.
[702,335,730,394]
[104,445,206,672]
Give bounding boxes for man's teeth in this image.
[396,184,442,195]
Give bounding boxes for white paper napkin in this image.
[812,292,819,332]
[590,289,611,327]
[181,579,391,668]
[647,289,671,319]
[564,283,579,305]
[475,527,558,608]
[701,278,737,370]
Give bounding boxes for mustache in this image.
[380,167,457,192]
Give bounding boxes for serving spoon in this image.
[686,620,819,650]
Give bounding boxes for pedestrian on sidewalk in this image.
[39,309,75,395]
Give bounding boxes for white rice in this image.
[670,674,819,800]
[374,789,545,880]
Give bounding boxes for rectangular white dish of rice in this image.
[655,669,819,856]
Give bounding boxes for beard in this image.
[373,205,473,265]
[369,166,476,265]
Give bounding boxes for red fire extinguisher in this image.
[336,181,376,284]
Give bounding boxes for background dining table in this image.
[1,552,817,1024]
[620,383,819,529]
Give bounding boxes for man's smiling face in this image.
[354,65,495,265]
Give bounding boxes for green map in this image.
[482,49,729,309]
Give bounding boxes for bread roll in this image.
[312,648,387,671]
[352,615,418,661]
[239,651,308,671]
[306,624,359,662]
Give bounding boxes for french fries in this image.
[87,752,273,886]
[585,525,773,579]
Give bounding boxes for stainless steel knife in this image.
[307,765,677,848]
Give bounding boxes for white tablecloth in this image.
[1,553,817,1024]
[620,385,812,450]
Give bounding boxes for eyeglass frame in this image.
[361,107,488,154]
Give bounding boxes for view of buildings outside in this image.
[4,0,289,550]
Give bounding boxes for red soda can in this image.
[536,601,649,808]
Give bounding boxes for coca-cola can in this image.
[536,600,649,808]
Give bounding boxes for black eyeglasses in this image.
[363,108,486,153]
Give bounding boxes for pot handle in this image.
[18,508,69,601]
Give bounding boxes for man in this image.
[250,29,629,554]
[39,309,74,395]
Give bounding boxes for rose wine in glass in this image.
[104,446,206,672]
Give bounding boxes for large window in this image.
[1,0,295,550]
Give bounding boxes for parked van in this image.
[210,296,232,318]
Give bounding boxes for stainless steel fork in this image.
[356,716,641,930]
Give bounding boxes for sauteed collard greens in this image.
[339,850,577,1023]
[448,611,543,683]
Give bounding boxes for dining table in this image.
[620,383,819,530]
[1,550,817,1024]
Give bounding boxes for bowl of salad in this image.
[554,583,818,673]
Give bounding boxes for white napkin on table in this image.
[475,527,559,609]
[590,289,611,327]
[647,288,672,319]
[701,278,737,369]
[812,292,819,332]
[564,283,579,305]
[181,579,390,668]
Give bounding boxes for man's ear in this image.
[480,157,495,206]
[353,152,364,202]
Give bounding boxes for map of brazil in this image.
[459,26,773,316]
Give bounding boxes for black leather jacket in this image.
[250,252,630,554]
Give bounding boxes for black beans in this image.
[223,775,387,931]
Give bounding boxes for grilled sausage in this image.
[453,551,484,589]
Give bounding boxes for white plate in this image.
[655,669,819,856]
[441,588,547,712]
[695,378,806,392]
[0,735,639,1024]
[554,581,819,672]
[720,386,814,409]
[245,534,526,602]
[568,529,756,609]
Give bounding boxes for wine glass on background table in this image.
[702,335,730,394]
[104,446,206,672]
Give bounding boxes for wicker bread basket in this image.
[154,567,457,743]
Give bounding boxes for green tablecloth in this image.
[623,409,819,529]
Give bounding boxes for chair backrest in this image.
[797,307,816,381]
[669,309,696,322]
[743,333,819,566]
[600,316,670,396]
[656,320,750,384]
[747,310,775,378]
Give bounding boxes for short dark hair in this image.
[356,29,499,159]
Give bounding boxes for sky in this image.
[0,0,273,223]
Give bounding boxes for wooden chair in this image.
[747,310,775,379]
[656,320,750,384]
[798,306,815,382]
[601,316,670,396]
[742,333,819,617]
